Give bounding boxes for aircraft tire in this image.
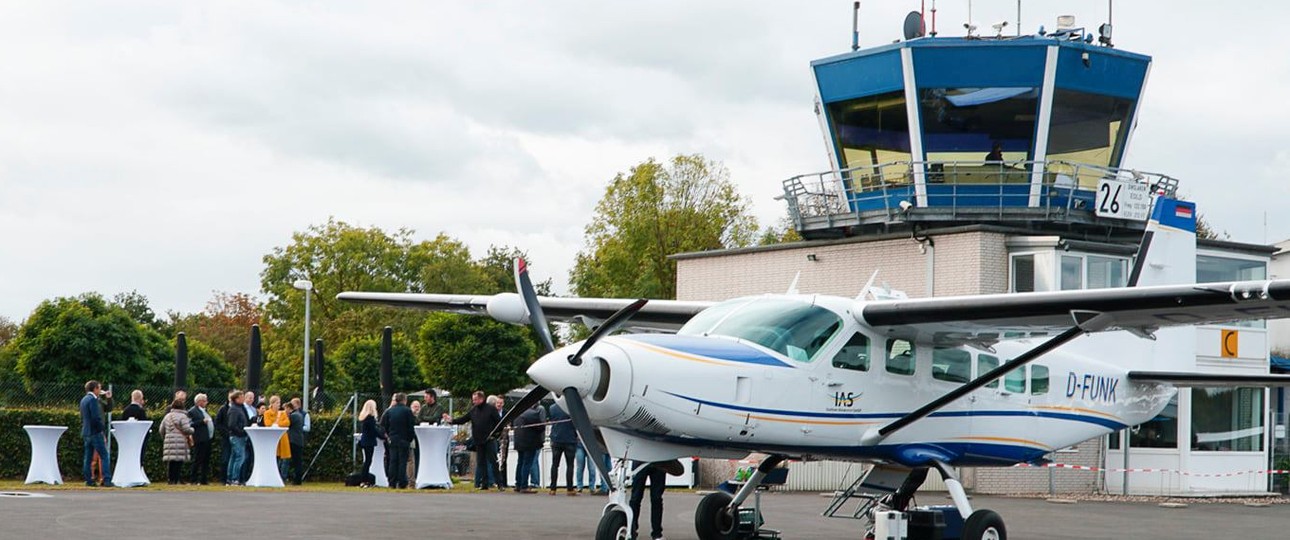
[694,491,738,540]
[595,509,630,540]
[961,509,1006,540]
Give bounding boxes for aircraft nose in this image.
[527,347,588,394]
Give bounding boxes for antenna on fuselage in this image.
[857,269,880,301]
[786,271,802,295]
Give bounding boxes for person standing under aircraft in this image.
[629,461,668,540]
[446,390,501,491]
[512,403,545,493]
[79,380,112,487]
[547,403,578,495]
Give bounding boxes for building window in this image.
[832,333,870,372]
[1060,255,1083,290]
[919,87,1039,167]
[886,339,916,376]
[932,347,971,384]
[1130,395,1179,449]
[1044,89,1135,189]
[1012,254,1036,293]
[828,91,912,187]
[1197,254,1268,328]
[977,353,1000,389]
[1191,388,1264,452]
[1087,255,1127,289]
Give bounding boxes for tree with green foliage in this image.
[171,291,262,376]
[11,293,162,389]
[570,154,759,300]
[0,316,17,347]
[418,313,534,399]
[333,333,423,394]
[112,290,170,335]
[181,338,238,389]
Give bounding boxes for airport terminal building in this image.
[676,35,1286,495]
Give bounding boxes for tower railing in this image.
[780,160,1180,229]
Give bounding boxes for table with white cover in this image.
[244,426,288,488]
[23,425,67,484]
[413,424,454,489]
[110,419,152,487]
[353,433,389,487]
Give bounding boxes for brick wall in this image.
[973,438,1105,494]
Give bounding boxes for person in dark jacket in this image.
[79,380,112,487]
[380,392,416,489]
[213,391,232,483]
[186,393,215,485]
[357,399,384,487]
[225,390,250,486]
[547,403,578,495]
[285,401,305,485]
[630,461,668,540]
[512,404,545,493]
[447,390,501,490]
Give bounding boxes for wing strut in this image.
[859,310,1114,446]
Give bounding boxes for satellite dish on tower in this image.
[903,11,925,40]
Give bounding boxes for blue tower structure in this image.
[783,27,1176,239]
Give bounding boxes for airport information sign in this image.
[1095,178,1151,221]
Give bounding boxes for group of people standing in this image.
[77,379,309,487]
[356,389,448,488]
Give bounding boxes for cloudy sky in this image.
[2,1,1288,322]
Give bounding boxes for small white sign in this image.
[1095,178,1152,221]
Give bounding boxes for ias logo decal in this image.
[831,391,860,408]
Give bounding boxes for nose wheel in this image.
[596,508,630,540]
[695,491,738,540]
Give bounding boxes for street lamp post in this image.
[293,279,313,413]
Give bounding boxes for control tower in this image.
[782,21,1172,239]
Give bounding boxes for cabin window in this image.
[1004,366,1026,393]
[886,339,916,376]
[977,354,1000,389]
[831,333,870,372]
[1030,365,1049,395]
[932,347,971,384]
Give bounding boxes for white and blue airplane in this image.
[339,198,1290,540]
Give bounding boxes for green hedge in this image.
[0,408,359,483]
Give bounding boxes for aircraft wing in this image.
[858,279,1290,345]
[335,291,713,332]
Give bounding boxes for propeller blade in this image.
[488,385,549,440]
[568,298,648,366]
[563,387,611,482]
[514,257,556,354]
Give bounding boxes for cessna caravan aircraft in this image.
[339,198,1290,540]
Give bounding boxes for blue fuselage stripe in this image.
[619,334,794,368]
[664,391,1126,430]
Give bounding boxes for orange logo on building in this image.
[1221,329,1239,358]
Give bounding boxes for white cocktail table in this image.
[414,424,454,489]
[23,425,68,484]
[110,420,152,487]
[244,426,288,487]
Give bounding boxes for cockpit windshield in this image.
[677,297,844,363]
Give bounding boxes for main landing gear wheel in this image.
[961,509,1006,540]
[595,509,630,540]
[695,491,738,540]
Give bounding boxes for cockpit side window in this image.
[678,297,844,363]
[831,333,870,372]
